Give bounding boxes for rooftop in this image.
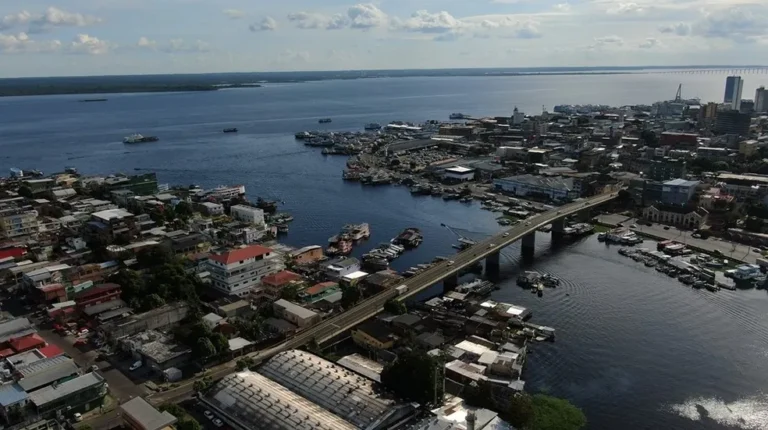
[336,353,385,383]
[445,166,474,174]
[28,372,104,407]
[354,320,396,344]
[19,358,79,392]
[0,383,27,407]
[273,299,318,320]
[120,397,178,430]
[290,245,322,256]
[208,245,272,265]
[92,208,133,221]
[664,178,699,187]
[262,270,302,287]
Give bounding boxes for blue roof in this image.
[664,178,699,187]
[0,384,28,407]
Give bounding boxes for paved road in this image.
[148,192,619,406]
[596,214,763,264]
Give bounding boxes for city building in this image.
[272,299,320,328]
[0,384,28,422]
[647,158,687,182]
[205,245,283,297]
[230,205,265,226]
[701,102,718,121]
[322,257,361,281]
[715,110,751,136]
[260,270,303,298]
[18,357,80,393]
[75,283,121,310]
[659,132,698,149]
[290,245,324,265]
[443,166,475,182]
[493,175,577,201]
[123,331,192,374]
[98,302,189,343]
[27,372,107,419]
[299,282,340,304]
[259,350,415,430]
[643,204,708,229]
[351,320,397,351]
[724,76,744,110]
[0,207,39,239]
[740,140,759,157]
[756,86,768,113]
[85,208,138,243]
[198,202,224,216]
[119,397,177,430]
[716,173,768,200]
[661,179,699,206]
[201,371,357,430]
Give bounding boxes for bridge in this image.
[148,191,620,405]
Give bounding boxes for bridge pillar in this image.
[551,218,566,240]
[443,273,459,293]
[485,252,500,277]
[521,232,535,259]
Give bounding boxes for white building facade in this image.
[230,205,265,226]
[205,245,284,297]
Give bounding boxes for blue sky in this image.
[1,0,767,77]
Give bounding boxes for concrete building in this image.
[643,204,708,229]
[696,147,731,161]
[85,208,138,243]
[205,245,283,297]
[715,110,751,136]
[756,86,768,113]
[661,179,699,206]
[201,371,357,430]
[272,299,320,328]
[290,245,325,265]
[261,270,303,298]
[198,202,224,216]
[443,166,475,182]
[120,397,177,430]
[0,207,39,239]
[716,173,768,200]
[123,331,192,374]
[724,76,744,110]
[230,205,265,226]
[28,372,107,419]
[493,175,577,201]
[351,320,396,351]
[322,257,361,281]
[647,158,687,181]
[740,140,759,157]
[0,384,28,422]
[99,302,189,343]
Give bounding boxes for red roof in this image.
[38,283,65,293]
[262,270,302,287]
[0,348,15,358]
[38,344,64,358]
[9,334,46,352]
[305,281,338,296]
[0,247,26,260]
[75,283,121,300]
[209,245,272,265]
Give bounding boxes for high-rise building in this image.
[714,110,751,136]
[755,86,768,113]
[724,76,744,110]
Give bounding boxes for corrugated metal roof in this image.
[0,383,27,407]
[120,397,178,430]
[28,373,104,407]
[19,359,79,391]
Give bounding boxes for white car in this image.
[73,413,82,423]
[129,361,142,371]
[213,418,224,427]
[503,232,510,237]
[488,244,495,249]
[447,260,454,266]
[204,411,214,420]
[525,222,531,226]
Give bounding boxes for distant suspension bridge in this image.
[647,67,768,75]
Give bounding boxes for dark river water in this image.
[2,74,768,430]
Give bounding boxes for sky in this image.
[1,0,767,77]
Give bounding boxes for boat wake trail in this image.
[667,394,768,430]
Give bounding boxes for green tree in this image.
[236,356,256,371]
[384,299,407,315]
[195,338,217,359]
[380,349,444,406]
[143,293,166,311]
[341,285,361,309]
[193,375,213,393]
[111,269,146,304]
[280,284,301,301]
[7,404,24,423]
[159,403,187,418]
[137,246,175,268]
[530,394,586,430]
[211,333,230,355]
[714,161,731,172]
[639,129,658,146]
[176,420,202,430]
[175,201,194,219]
[78,425,94,430]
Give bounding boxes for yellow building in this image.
[351,320,396,350]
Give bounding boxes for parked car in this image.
[213,419,224,427]
[203,411,214,420]
[129,361,142,371]
[73,413,82,422]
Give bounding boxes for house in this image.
[260,270,303,299]
[28,372,107,419]
[643,204,709,229]
[0,384,28,422]
[230,205,265,226]
[123,330,192,374]
[272,299,320,328]
[204,245,284,297]
[9,334,46,353]
[120,397,178,430]
[198,202,224,216]
[290,245,325,265]
[299,282,340,304]
[18,357,80,392]
[351,320,396,351]
[216,300,252,319]
[323,257,361,281]
[75,283,121,310]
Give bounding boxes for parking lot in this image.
[181,399,229,430]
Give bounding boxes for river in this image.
[2,72,768,429]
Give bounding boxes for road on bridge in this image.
[148,191,619,406]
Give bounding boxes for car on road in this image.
[213,418,224,427]
[204,411,214,420]
[631,224,638,229]
[753,248,762,253]
[73,413,82,423]
[525,222,531,226]
[503,232,509,237]
[663,226,670,230]
[129,361,143,371]
[447,260,454,266]
[691,233,701,238]
[488,243,495,248]
[556,211,561,214]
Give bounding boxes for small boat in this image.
[223,128,238,133]
[449,113,469,120]
[123,133,159,143]
[364,123,382,130]
[277,224,289,234]
[79,98,107,102]
[318,118,332,124]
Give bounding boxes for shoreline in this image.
[0,83,262,98]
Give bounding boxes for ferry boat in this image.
[327,236,352,256]
[364,123,382,130]
[123,133,159,143]
[295,131,312,140]
[276,224,289,234]
[342,223,370,241]
[449,113,469,120]
[223,128,238,133]
[392,228,423,248]
[318,118,332,124]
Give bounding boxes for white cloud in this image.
[137,36,156,48]
[659,22,691,36]
[287,12,345,30]
[605,2,646,15]
[69,34,110,55]
[553,3,572,12]
[28,7,102,33]
[135,37,210,53]
[347,4,388,29]
[223,9,245,19]
[395,10,465,34]
[692,6,766,43]
[0,32,61,53]
[250,17,277,32]
[588,35,624,49]
[638,37,662,48]
[0,11,33,31]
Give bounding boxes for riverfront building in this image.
[493,175,578,201]
[229,205,265,226]
[205,245,283,297]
